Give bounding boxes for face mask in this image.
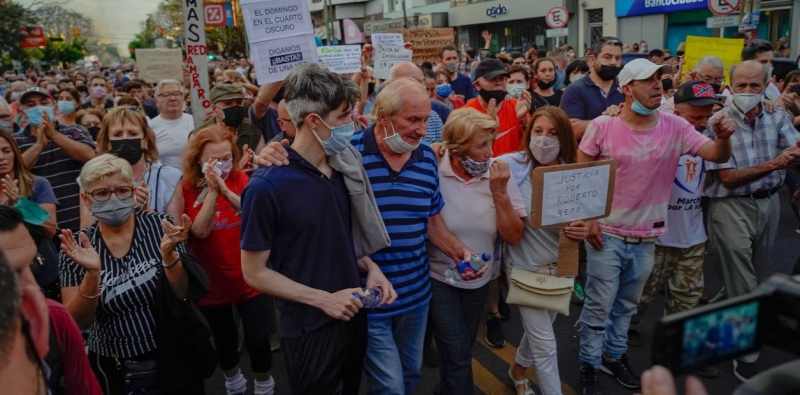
[311,115,356,156]
[529,135,560,164]
[87,126,101,140]
[216,159,233,179]
[220,105,245,127]
[9,91,21,102]
[383,119,419,154]
[478,89,507,103]
[596,65,623,81]
[91,196,134,226]
[459,65,467,72]
[446,62,458,73]
[711,84,722,94]
[661,79,673,91]
[732,93,761,113]
[630,91,659,116]
[57,100,76,115]
[368,82,376,96]
[536,79,556,90]
[571,73,586,83]
[109,138,143,165]
[24,106,55,127]
[0,120,11,131]
[507,83,526,99]
[461,156,491,177]
[436,83,452,98]
[91,86,107,99]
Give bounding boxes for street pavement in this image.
[205,191,799,395]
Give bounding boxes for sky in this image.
[18,0,162,55]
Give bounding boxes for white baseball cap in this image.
[618,58,673,86]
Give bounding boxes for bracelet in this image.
[163,254,181,269]
[78,281,102,299]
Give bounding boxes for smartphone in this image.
[652,292,766,375]
[790,84,800,96]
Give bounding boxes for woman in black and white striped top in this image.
[58,154,193,394]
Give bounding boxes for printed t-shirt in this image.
[657,154,707,248]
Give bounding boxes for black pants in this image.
[201,293,273,373]
[89,352,205,395]
[282,312,367,395]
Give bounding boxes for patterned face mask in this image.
[461,156,490,177]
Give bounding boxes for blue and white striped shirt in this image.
[352,126,443,319]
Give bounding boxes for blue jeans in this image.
[364,302,429,395]
[579,234,655,368]
[429,280,489,395]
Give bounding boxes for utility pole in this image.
[323,0,332,44]
[402,0,408,28]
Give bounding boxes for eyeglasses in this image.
[698,74,725,85]
[86,186,134,201]
[158,92,182,99]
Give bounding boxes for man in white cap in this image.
[575,58,736,395]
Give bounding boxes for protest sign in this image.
[388,28,454,62]
[135,48,183,84]
[318,45,362,74]
[251,34,319,84]
[240,0,314,43]
[684,36,744,85]
[373,45,413,79]
[182,0,211,126]
[370,33,404,48]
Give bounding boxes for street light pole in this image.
[402,0,408,28]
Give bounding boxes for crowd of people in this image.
[0,31,799,395]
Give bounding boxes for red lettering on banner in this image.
[193,77,201,88]
[197,89,206,100]
[187,56,195,64]
[188,65,197,74]
[186,45,207,55]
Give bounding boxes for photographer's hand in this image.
[638,366,708,395]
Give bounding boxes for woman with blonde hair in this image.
[169,126,275,395]
[428,107,527,394]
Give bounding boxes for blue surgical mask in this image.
[57,100,76,115]
[383,119,420,154]
[311,115,355,156]
[630,92,659,116]
[436,83,452,98]
[507,83,527,99]
[23,106,56,127]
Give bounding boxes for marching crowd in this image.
[0,33,800,395]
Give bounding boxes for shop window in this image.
[587,9,603,49]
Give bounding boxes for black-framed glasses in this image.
[86,186,134,201]
[158,92,182,99]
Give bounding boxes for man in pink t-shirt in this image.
[575,59,735,395]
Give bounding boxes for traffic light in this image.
[158,28,164,37]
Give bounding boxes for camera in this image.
[652,273,800,375]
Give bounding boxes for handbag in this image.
[120,359,159,394]
[506,267,574,316]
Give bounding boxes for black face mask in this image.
[87,126,101,140]
[221,106,246,127]
[711,84,722,94]
[368,82,376,96]
[661,78,673,91]
[536,79,556,90]
[596,65,623,81]
[110,138,143,165]
[478,89,507,103]
[695,125,706,133]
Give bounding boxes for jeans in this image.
[579,234,655,368]
[429,280,489,395]
[365,302,429,395]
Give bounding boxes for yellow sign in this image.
[683,35,744,85]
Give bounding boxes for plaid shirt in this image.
[703,104,800,198]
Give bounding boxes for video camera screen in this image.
[681,300,759,368]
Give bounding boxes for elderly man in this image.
[14,87,95,232]
[191,84,264,155]
[386,62,449,144]
[703,60,800,381]
[661,56,726,115]
[147,79,195,171]
[578,59,735,394]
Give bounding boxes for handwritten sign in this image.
[684,36,744,85]
[370,33,404,48]
[182,0,210,126]
[388,28,455,63]
[240,0,314,43]
[318,45,362,74]
[135,49,183,84]
[373,45,413,80]
[251,34,319,84]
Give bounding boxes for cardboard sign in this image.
[373,45,413,80]
[318,45,362,74]
[182,0,210,127]
[529,160,616,229]
[240,0,314,43]
[684,35,744,85]
[251,34,319,84]
[388,28,454,63]
[135,49,183,84]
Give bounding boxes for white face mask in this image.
[529,135,560,164]
[507,83,526,99]
[571,73,586,83]
[383,119,420,153]
[732,93,761,113]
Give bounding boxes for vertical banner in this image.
[183,0,211,127]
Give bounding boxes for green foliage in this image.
[0,1,37,70]
[41,37,87,65]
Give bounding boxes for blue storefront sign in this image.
[616,0,707,18]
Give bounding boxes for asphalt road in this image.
[205,190,799,395]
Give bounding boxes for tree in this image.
[41,37,87,67]
[34,4,95,40]
[0,1,38,70]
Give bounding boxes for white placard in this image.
[251,34,319,84]
[182,0,210,127]
[546,28,569,38]
[240,0,314,44]
[373,45,413,80]
[318,45,362,74]
[134,48,183,84]
[371,33,404,48]
[540,163,611,227]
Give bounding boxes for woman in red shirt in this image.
[169,126,275,395]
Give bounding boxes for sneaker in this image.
[572,282,586,305]
[733,360,759,382]
[693,365,719,378]
[600,354,640,389]
[485,314,506,348]
[627,329,644,348]
[796,227,800,235]
[269,335,281,352]
[498,297,511,320]
[579,362,602,395]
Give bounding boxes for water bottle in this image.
[457,252,492,274]
[353,288,382,309]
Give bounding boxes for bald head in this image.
[730,60,768,95]
[371,77,430,122]
[731,60,768,84]
[389,62,424,83]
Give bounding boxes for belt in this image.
[733,187,780,199]
[603,232,658,244]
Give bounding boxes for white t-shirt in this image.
[148,114,195,171]
[657,154,707,248]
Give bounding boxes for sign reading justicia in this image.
[616,0,706,17]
